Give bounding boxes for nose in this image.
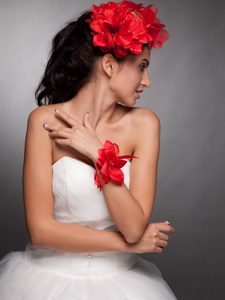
[142,70,151,88]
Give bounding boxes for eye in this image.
[139,64,147,72]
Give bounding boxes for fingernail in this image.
[165,221,170,224]
[43,123,48,128]
[55,109,60,113]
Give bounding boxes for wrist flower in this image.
[94,140,137,190]
[86,0,169,58]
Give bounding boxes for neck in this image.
[66,81,119,130]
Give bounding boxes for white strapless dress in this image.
[0,156,177,299]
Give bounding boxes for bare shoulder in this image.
[24,105,56,165]
[27,104,60,125]
[129,106,161,136]
[24,104,64,166]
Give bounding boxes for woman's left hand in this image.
[43,109,103,162]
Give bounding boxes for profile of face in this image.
[105,45,151,106]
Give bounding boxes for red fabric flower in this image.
[86,0,169,58]
[94,140,138,190]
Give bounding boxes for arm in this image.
[94,108,161,244]
[23,106,127,253]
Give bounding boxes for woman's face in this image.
[110,46,151,106]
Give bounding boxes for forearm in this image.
[31,220,128,253]
[95,167,147,243]
[102,182,146,243]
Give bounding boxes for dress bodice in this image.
[0,155,178,299]
[52,156,131,231]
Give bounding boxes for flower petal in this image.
[109,167,124,184]
[86,1,169,58]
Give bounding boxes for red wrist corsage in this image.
[94,140,138,190]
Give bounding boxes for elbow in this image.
[29,222,52,247]
[30,229,45,247]
[123,221,148,244]
[124,229,144,244]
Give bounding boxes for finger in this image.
[157,239,168,248]
[54,109,82,128]
[49,130,71,139]
[83,112,93,130]
[158,232,169,241]
[163,221,175,232]
[55,138,71,147]
[156,223,175,233]
[63,128,74,134]
[160,226,175,234]
[156,247,163,254]
[43,123,62,132]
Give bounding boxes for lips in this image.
[135,90,143,97]
[135,91,141,99]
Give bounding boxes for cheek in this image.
[116,71,140,88]
[109,67,141,97]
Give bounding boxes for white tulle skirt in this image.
[0,243,177,299]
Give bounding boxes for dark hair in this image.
[35,11,121,106]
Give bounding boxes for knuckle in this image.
[153,237,158,244]
[154,230,158,235]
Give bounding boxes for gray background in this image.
[0,0,224,299]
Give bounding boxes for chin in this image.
[117,101,128,107]
[123,102,135,108]
[117,96,136,107]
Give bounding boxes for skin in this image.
[23,45,175,254]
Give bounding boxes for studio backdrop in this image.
[0,1,224,299]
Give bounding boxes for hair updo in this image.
[35,11,121,106]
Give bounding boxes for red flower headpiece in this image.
[86,0,169,58]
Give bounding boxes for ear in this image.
[101,53,117,77]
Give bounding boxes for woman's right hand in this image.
[122,221,175,254]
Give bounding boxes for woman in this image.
[0,1,177,299]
